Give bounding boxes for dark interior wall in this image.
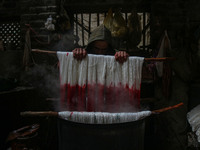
[63,0,151,13]
[0,0,199,50]
[0,0,20,21]
[0,51,22,91]
[20,0,58,49]
[186,0,200,28]
[150,0,200,50]
[0,0,200,42]
[150,0,186,48]
[0,1,59,149]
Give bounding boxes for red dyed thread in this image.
[69,112,73,120]
[61,83,141,112]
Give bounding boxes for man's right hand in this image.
[115,51,129,63]
[72,48,87,60]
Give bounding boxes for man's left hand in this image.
[115,51,129,63]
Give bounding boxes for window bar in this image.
[75,13,78,45]
[81,13,84,46]
[97,13,99,26]
[88,13,91,39]
[143,12,146,51]
[125,12,128,25]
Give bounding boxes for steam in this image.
[20,64,60,98]
[48,30,78,51]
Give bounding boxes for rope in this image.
[25,24,50,45]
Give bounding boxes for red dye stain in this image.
[105,84,116,112]
[66,53,69,56]
[69,112,73,120]
[60,83,87,111]
[66,84,77,111]
[60,84,67,107]
[60,83,141,112]
[95,84,105,112]
[87,84,96,111]
[77,84,86,111]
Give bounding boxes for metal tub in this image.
[57,117,146,150]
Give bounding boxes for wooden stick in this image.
[152,102,184,114]
[144,57,175,61]
[32,49,57,54]
[20,103,183,117]
[20,111,58,117]
[31,49,175,61]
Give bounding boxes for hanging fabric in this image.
[57,52,144,112]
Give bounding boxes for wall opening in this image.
[73,12,150,52]
[0,22,21,50]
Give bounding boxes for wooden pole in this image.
[20,103,183,117]
[32,49,57,54]
[144,57,175,61]
[152,102,184,114]
[20,111,58,117]
[31,49,175,62]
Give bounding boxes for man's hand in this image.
[72,48,87,60]
[115,51,129,63]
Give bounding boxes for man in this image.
[72,24,129,63]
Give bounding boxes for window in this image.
[73,12,150,51]
[0,22,21,50]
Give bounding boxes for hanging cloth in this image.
[57,52,144,112]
